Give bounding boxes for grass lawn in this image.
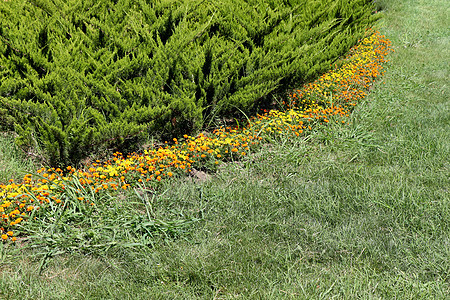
[1,0,448,298]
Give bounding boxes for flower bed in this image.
[1,31,393,242]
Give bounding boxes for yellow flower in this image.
[7,192,19,198]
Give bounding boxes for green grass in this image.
[1,0,449,298]
[0,134,38,184]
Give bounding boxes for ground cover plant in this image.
[0,0,379,166]
[0,0,449,298]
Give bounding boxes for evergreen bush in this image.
[0,0,379,166]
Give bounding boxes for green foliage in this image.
[0,0,449,298]
[0,0,378,166]
[18,180,198,263]
[0,133,38,183]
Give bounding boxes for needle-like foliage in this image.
[0,0,379,166]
